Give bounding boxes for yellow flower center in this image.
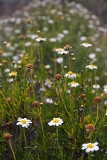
[89,64,94,67]
[87,143,94,148]
[21,119,27,124]
[68,71,73,75]
[84,42,89,45]
[71,81,76,84]
[53,118,59,123]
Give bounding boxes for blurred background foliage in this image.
[0,0,107,25]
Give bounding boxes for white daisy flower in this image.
[48,118,63,126]
[93,84,100,89]
[82,142,99,153]
[68,81,79,88]
[89,53,96,59]
[55,48,69,55]
[36,37,46,42]
[44,65,51,69]
[44,79,52,88]
[46,98,54,104]
[86,64,97,70]
[56,57,63,63]
[16,118,32,128]
[81,42,92,48]
[65,71,76,79]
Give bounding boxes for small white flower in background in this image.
[36,37,46,42]
[56,57,63,64]
[81,42,92,48]
[89,53,96,59]
[55,48,69,54]
[31,34,38,40]
[44,65,51,69]
[86,64,97,70]
[7,78,14,83]
[16,118,32,128]
[49,38,57,42]
[92,84,100,89]
[104,88,107,93]
[48,19,54,24]
[66,90,71,94]
[48,118,63,126]
[65,71,76,79]
[95,48,102,52]
[68,81,79,88]
[4,68,10,73]
[46,98,54,104]
[63,30,69,35]
[44,79,52,88]
[104,100,107,106]
[80,36,87,41]
[82,142,99,153]
[105,111,107,115]
[6,42,11,48]
[25,42,31,47]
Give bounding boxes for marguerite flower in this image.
[44,79,53,88]
[46,98,54,104]
[35,37,46,42]
[93,84,100,89]
[56,57,63,63]
[86,64,97,70]
[55,48,69,54]
[68,81,79,88]
[65,71,76,79]
[8,71,17,77]
[16,118,32,128]
[48,118,63,126]
[81,42,92,48]
[82,142,99,153]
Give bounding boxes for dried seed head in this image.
[54,74,62,80]
[26,18,32,24]
[64,44,72,50]
[4,133,12,140]
[32,101,40,107]
[85,124,95,133]
[94,96,101,103]
[26,63,33,69]
[19,35,25,40]
[2,59,8,66]
[80,94,86,99]
[25,56,28,60]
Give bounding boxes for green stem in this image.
[88,152,92,160]
[95,104,99,125]
[9,140,16,160]
[68,52,70,70]
[56,127,63,160]
[23,128,27,149]
[39,107,46,154]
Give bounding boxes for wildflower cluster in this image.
[0,0,107,160]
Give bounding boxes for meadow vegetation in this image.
[0,1,107,159]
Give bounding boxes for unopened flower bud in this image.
[4,133,12,140]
